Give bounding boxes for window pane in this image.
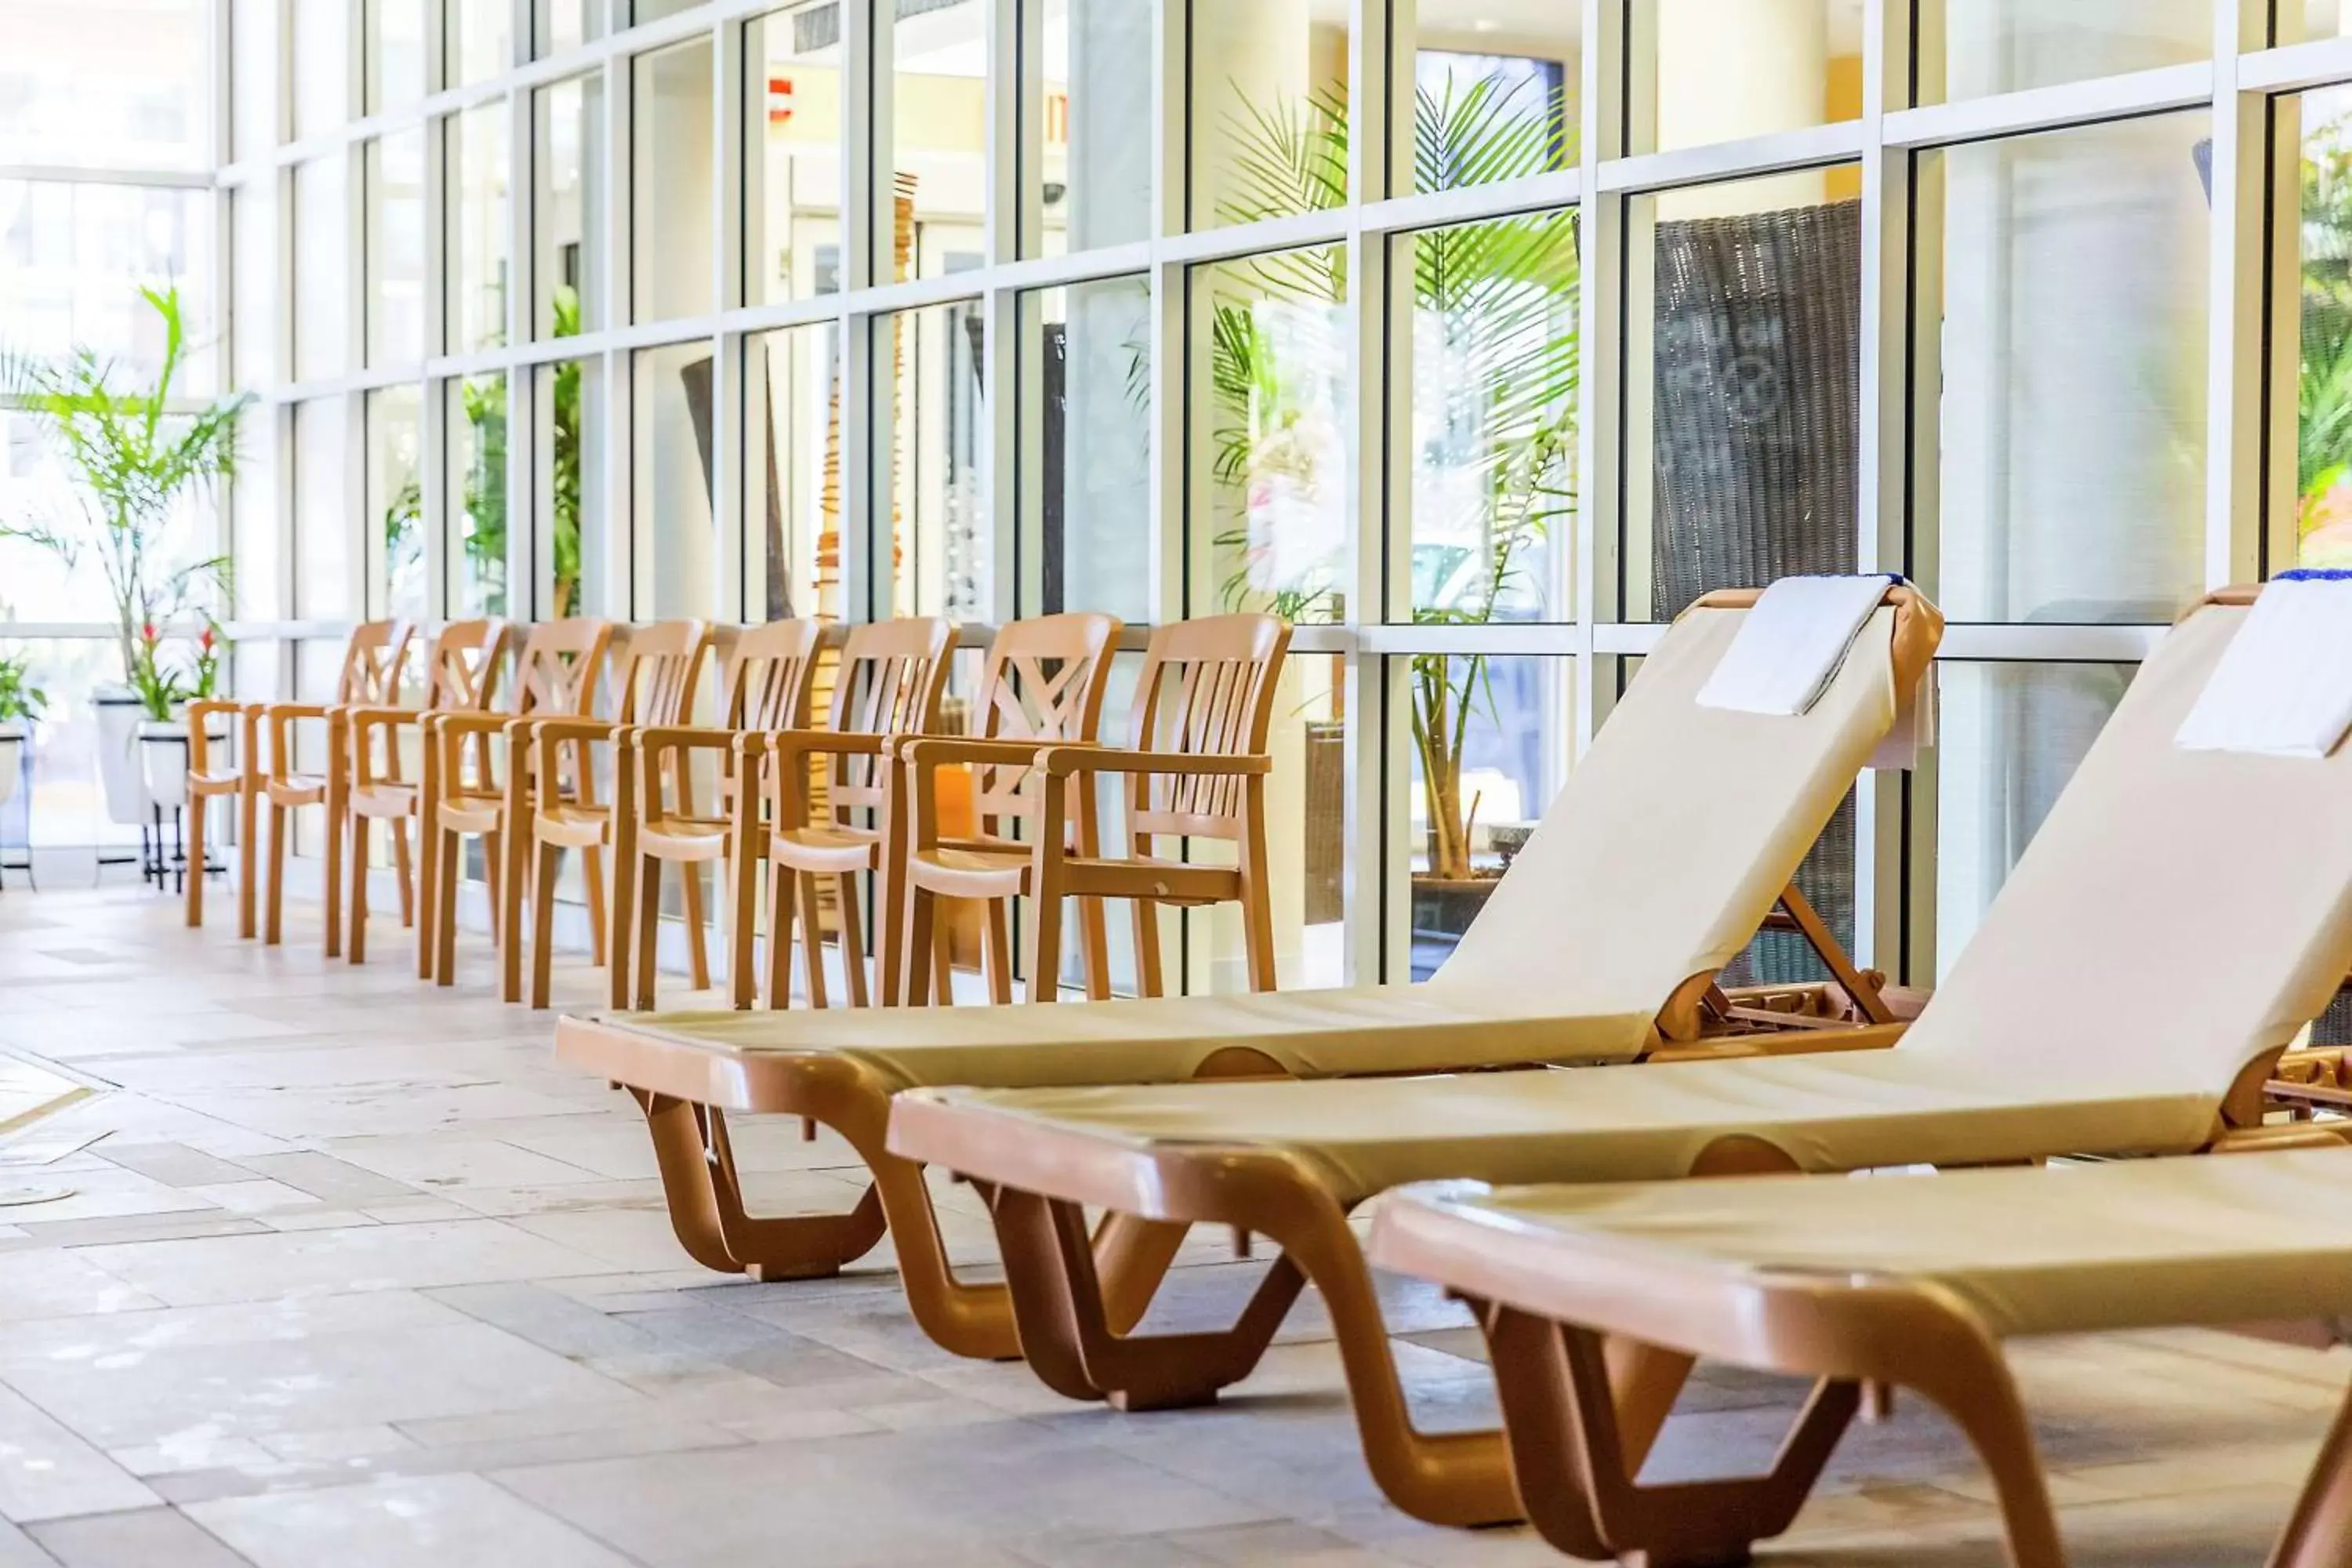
[1406,42,1574,194]
[1627,166,1860,620]
[883,303,989,619]
[2296,88,2352,569]
[1033,0,1152,255]
[450,373,508,615]
[233,190,278,391]
[368,131,427,367]
[633,38,715,321]
[891,0,988,278]
[1922,2,2211,102]
[295,400,352,619]
[292,0,352,139]
[745,324,840,622]
[2,182,219,390]
[1399,209,1578,623]
[371,387,424,621]
[294,157,351,380]
[0,0,207,170]
[366,0,428,114]
[535,75,604,339]
[631,0,699,20]
[1406,655,1574,980]
[230,0,281,160]
[1188,0,1351,229]
[450,102,511,354]
[1926,114,2209,622]
[234,418,282,619]
[1196,245,1349,624]
[1025,275,1152,623]
[1935,661,2134,975]
[748,2,841,305]
[535,0,600,55]
[1632,0,1847,154]
[451,0,512,85]
[5,638,149,849]
[1,410,213,622]
[1250,657,1348,989]
[632,343,717,619]
[539,357,604,618]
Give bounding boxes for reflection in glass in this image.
[1929,114,2209,622]
[452,0,512,85]
[294,157,350,381]
[1409,43,1573,194]
[632,343,717,618]
[371,387,425,620]
[1935,662,2134,975]
[885,303,988,619]
[1196,246,1349,625]
[1,0,208,170]
[296,399,351,618]
[1925,1,2210,101]
[292,0,352,138]
[746,324,840,622]
[451,373,508,615]
[2296,87,2352,568]
[535,75,603,338]
[1023,277,1151,622]
[1635,0,1846,154]
[367,131,426,366]
[233,417,281,619]
[538,358,601,617]
[536,0,599,54]
[1404,655,1573,979]
[1629,166,1860,619]
[1188,0,1351,229]
[1034,0,1152,255]
[748,2,841,304]
[633,39,716,321]
[451,103,511,353]
[366,0,428,112]
[891,1,988,280]
[3,181,216,386]
[1402,209,1577,623]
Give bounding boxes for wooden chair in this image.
[247,619,430,949]
[518,619,713,1009]
[339,619,514,964]
[750,617,955,1010]
[622,619,823,1011]
[419,618,615,992]
[1018,613,1290,1000]
[897,612,1123,1005]
[187,623,416,935]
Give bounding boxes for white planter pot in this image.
[92,689,151,827]
[134,712,231,817]
[0,724,23,813]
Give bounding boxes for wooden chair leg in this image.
[390,818,415,928]
[1918,1347,2066,1568]
[635,858,663,1014]
[483,830,503,946]
[1078,895,1111,1001]
[632,855,662,1011]
[728,844,760,1011]
[183,790,207,927]
[322,787,344,960]
[681,858,710,993]
[2276,1381,2352,1567]
[1026,881,1065,1007]
[797,870,829,1007]
[901,883,935,1007]
[416,813,440,982]
[583,844,609,967]
[499,826,528,1004]
[837,871,869,1007]
[434,827,462,986]
[1133,901,1164,998]
[986,898,1014,1004]
[236,780,258,939]
[763,862,795,1010]
[530,842,562,1010]
[932,921,953,1004]
[609,838,641,1012]
[265,804,288,946]
[1238,870,1276,994]
[346,816,370,964]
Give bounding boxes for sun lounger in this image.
[555,580,1940,1357]
[884,583,2352,1529]
[1367,1149,2352,1567]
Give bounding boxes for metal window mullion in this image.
[604,47,635,615]
[2209,0,2267,590]
[987,284,1026,623]
[1570,0,1621,756]
[505,81,535,616]
[996,0,1031,266]
[841,0,890,624]
[714,18,747,622]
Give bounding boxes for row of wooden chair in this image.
[185,609,1294,1012]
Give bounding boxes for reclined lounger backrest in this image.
[1431,583,1936,1046]
[1902,592,2352,1093]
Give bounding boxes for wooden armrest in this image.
[432,710,522,739]
[529,717,623,747]
[901,736,1062,771]
[630,725,739,753]
[771,728,886,761]
[1037,746,1269,779]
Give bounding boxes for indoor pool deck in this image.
[0,885,2339,1566]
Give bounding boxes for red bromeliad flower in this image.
[140,622,158,645]
[199,626,216,653]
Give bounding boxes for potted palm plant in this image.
[1207,72,1579,948]
[1,285,249,826]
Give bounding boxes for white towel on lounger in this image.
[1696,575,1895,717]
[2176,572,2352,760]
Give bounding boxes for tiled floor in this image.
[0,885,2343,1565]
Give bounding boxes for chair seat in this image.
[348,781,419,818]
[640,812,731,862]
[267,773,325,807]
[434,793,507,835]
[535,800,613,849]
[189,768,245,796]
[1058,854,1240,906]
[909,841,1030,898]
[768,822,882,873]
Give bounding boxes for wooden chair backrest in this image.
[1124,613,1291,845]
[336,619,416,706]
[611,620,713,728]
[508,618,615,720]
[971,612,1122,832]
[718,619,824,731]
[824,616,955,815]
[421,618,510,713]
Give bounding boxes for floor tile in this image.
[187,1473,639,1568]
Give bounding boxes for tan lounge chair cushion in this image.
[906,1051,2222,1203]
[1371,1146,2352,1340]
[572,597,1905,1095]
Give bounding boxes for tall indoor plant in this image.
[1208,74,1579,887]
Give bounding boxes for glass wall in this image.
[191,0,2352,993]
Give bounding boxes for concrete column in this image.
[1654,0,1827,216]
